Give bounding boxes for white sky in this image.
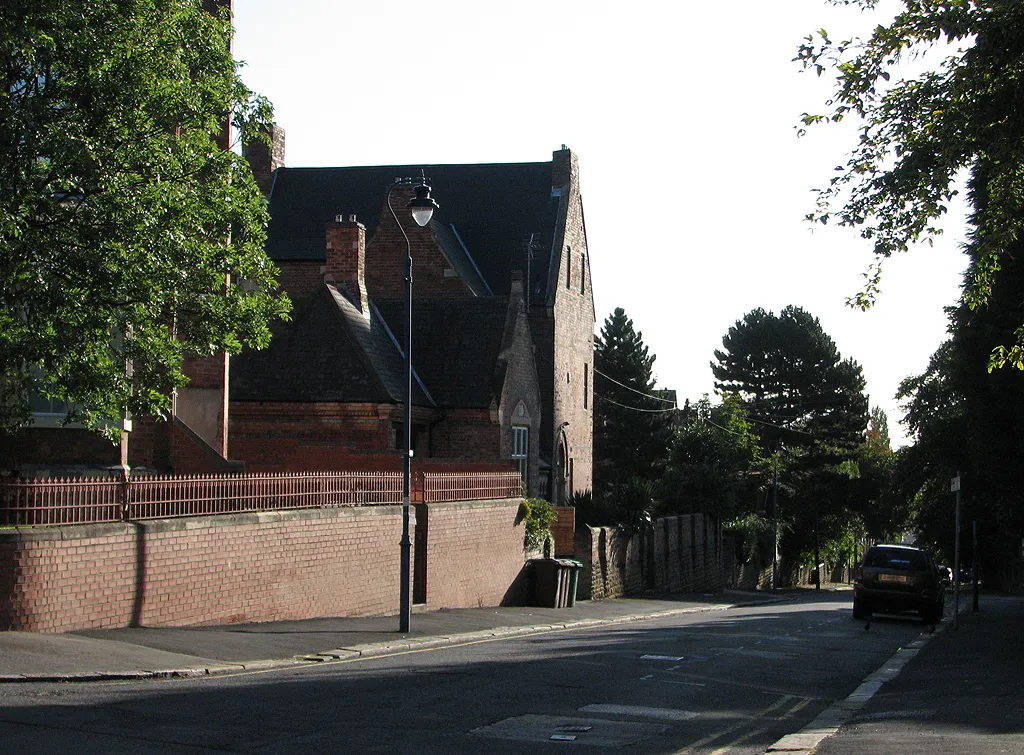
[232,0,967,448]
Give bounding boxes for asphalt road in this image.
[0,592,928,754]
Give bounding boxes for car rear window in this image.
[864,548,927,570]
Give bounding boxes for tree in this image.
[713,306,870,579]
[593,308,674,501]
[0,0,290,434]
[796,1,1024,367]
[659,394,763,522]
[855,406,903,541]
[895,217,1024,587]
[712,305,869,462]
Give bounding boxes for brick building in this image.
[230,213,543,490]
[240,141,596,501]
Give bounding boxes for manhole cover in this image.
[471,714,668,747]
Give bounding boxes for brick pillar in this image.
[325,215,369,314]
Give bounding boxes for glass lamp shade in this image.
[408,182,439,227]
[410,206,434,227]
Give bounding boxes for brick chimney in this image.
[551,145,576,192]
[243,124,286,196]
[509,269,524,300]
[325,215,369,315]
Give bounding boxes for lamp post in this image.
[388,174,439,634]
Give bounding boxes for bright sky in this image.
[233,0,967,448]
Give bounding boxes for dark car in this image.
[853,544,944,623]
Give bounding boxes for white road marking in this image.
[581,704,698,722]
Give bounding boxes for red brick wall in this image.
[419,499,527,610]
[230,401,398,471]
[365,187,474,300]
[0,497,527,632]
[431,408,501,460]
[169,419,240,473]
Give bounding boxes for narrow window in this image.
[512,426,529,490]
[581,254,586,295]
[565,247,571,289]
[584,364,589,409]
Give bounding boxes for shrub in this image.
[521,497,557,554]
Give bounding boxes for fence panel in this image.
[0,477,122,526]
[0,471,404,526]
[1,470,521,526]
[125,471,404,519]
[422,471,522,503]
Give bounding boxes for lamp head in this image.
[408,179,440,227]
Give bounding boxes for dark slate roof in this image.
[266,162,560,299]
[374,297,513,409]
[231,284,431,406]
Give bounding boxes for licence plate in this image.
[879,574,909,584]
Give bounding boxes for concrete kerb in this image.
[0,593,793,684]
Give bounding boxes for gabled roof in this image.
[374,297,515,409]
[231,284,431,406]
[266,162,561,301]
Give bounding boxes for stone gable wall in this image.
[545,148,595,500]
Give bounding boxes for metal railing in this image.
[0,470,523,527]
[0,471,403,527]
[0,476,122,527]
[422,471,523,503]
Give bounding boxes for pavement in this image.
[1,586,1021,754]
[0,589,793,682]
[800,591,1024,755]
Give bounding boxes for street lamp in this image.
[387,173,439,634]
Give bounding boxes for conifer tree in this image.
[593,308,674,502]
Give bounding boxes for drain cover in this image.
[471,714,668,747]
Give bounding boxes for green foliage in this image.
[0,0,290,434]
[854,407,903,540]
[567,488,612,528]
[712,305,869,462]
[659,394,764,521]
[796,0,1024,367]
[724,512,777,566]
[569,479,655,534]
[712,306,873,572]
[593,308,674,499]
[611,477,655,535]
[895,215,1024,586]
[521,497,557,553]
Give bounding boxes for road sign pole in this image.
[952,473,961,630]
[973,519,979,613]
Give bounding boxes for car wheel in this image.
[853,597,870,619]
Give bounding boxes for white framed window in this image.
[512,426,529,488]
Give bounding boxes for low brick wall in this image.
[421,499,530,609]
[574,514,723,601]
[0,498,526,633]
